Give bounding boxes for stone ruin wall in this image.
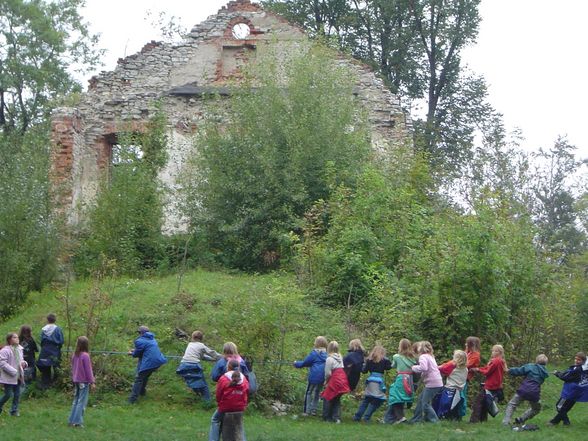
[50,0,412,233]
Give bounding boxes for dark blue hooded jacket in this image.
[131,332,167,372]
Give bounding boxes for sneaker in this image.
[10,412,20,417]
[514,417,524,425]
[301,413,310,417]
[334,419,341,424]
[394,417,407,424]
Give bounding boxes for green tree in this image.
[265,0,492,177]
[181,45,371,271]
[0,128,59,319]
[532,138,587,262]
[0,0,100,133]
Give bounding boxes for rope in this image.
[63,349,295,365]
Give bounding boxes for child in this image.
[18,325,38,385]
[177,330,222,402]
[409,341,443,423]
[68,336,96,427]
[435,350,468,420]
[384,338,417,424]
[209,359,249,441]
[502,354,548,426]
[37,313,64,388]
[211,342,250,383]
[0,333,27,416]
[293,336,328,416]
[460,336,481,415]
[127,325,167,404]
[353,344,391,422]
[321,341,351,423]
[343,339,365,392]
[548,352,588,426]
[469,344,506,423]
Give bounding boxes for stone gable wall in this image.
[51,0,412,232]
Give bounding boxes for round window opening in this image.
[232,23,250,39]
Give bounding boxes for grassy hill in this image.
[1,269,586,440]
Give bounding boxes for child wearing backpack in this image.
[435,350,468,420]
[502,354,548,426]
[293,336,328,416]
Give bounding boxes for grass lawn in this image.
[1,269,586,440]
[3,381,587,441]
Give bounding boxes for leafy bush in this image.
[180,44,371,271]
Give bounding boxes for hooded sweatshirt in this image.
[131,332,167,372]
[216,370,249,412]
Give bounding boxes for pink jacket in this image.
[412,353,443,388]
[0,345,26,385]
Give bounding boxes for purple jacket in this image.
[71,352,95,384]
[0,345,26,385]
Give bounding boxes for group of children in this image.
[293,335,588,428]
[3,318,588,435]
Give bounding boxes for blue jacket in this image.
[557,364,588,402]
[211,357,250,382]
[294,349,327,385]
[509,363,549,385]
[37,324,64,367]
[131,332,167,372]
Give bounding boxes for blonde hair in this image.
[453,350,467,368]
[536,354,548,365]
[314,336,328,349]
[465,336,481,352]
[348,339,365,353]
[368,345,386,363]
[491,344,504,358]
[418,341,434,355]
[398,338,415,358]
[223,342,238,356]
[327,341,339,355]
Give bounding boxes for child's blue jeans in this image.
[0,384,21,415]
[68,382,90,425]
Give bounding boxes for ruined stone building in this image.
[51,0,411,232]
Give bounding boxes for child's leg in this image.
[519,400,541,422]
[409,391,425,423]
[503,393,522,425]
[363,397,384,421]
[194,383,211,402]
[422,387,442,423]
[0,384,14,413]
[322,398,332,421]
[208,409,223,441]
[353,397,369,421]
[331,396,342,422]
[469,389,485,423]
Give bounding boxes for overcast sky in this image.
[81,0,587,159]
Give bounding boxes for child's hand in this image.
[91,383,97,391]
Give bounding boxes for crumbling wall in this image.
[51,0,412,232]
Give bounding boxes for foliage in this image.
[265,0,494,177]
[181,45,371,271]
[0,128,59,319]
[73,109,168,277]
[0,0,100,134]
[531,137,587,262]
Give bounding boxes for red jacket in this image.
[466,351,481,381]
[479,357,505,390]
[216,371,249,413]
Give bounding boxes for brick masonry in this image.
[50,0,412,232]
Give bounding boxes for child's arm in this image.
[202,345,222,362]
[478,358,501,377]
[438,361,456,377]
[0,350,18,376]
[411,355,427,374]
[508,364,529,377]
[324,357,334,381]
[293,351,315,369]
